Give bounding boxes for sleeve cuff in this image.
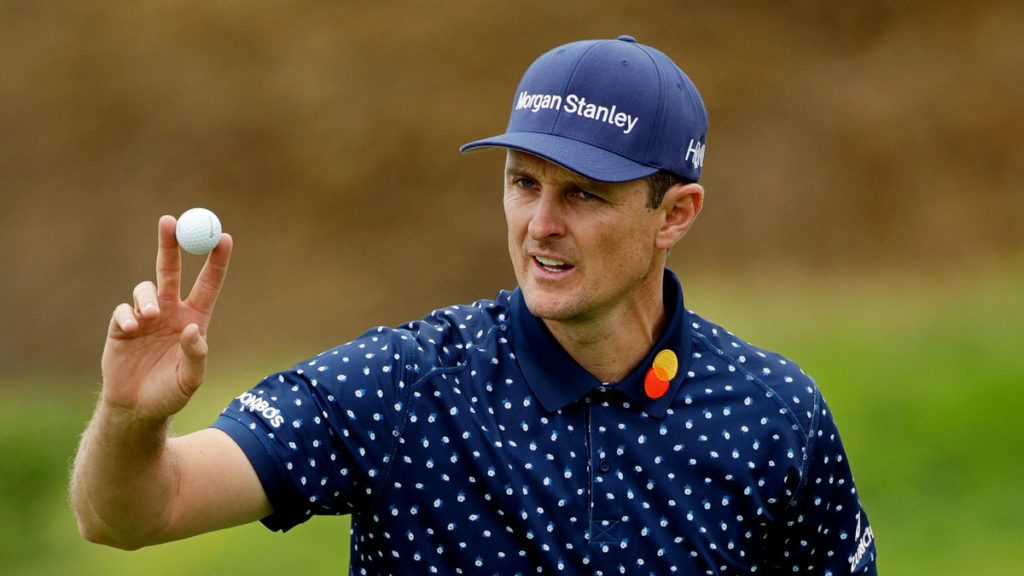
[210,414,308,532]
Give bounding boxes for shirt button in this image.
[599,459,611,473]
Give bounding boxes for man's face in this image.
[503,150,667,328]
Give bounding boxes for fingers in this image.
[178,323,208,396]
[110,279,159,334]
[185,233,233,315]
[133,281,160,319]
[155,215,233,315]
[156,215,182,301]
[111,218,232,340]
[110,303,140,333]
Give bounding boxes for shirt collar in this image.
[510,269,692,419]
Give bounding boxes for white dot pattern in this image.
[214,272,877,575]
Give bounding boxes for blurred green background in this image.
[2,1,1022,574]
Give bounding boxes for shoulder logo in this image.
[849,511,875,572]
[236,392,285,428]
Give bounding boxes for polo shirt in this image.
[212,269,877,575]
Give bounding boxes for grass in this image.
[2,258,1022,574]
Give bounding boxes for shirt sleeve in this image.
[766,388,878,574]
[211,326,419,532]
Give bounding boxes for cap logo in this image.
[515,90,640,135]
[685,139,706,170]
[644,349,679,399]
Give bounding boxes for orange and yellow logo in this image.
[644,349,678,399]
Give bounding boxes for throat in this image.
[544,308,665,383]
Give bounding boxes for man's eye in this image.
[570,189,598,201]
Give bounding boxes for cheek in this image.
[506,228,519,263]
[598,224,655,270]
[504,205,526,266]
[504,213,524,252]
[503,198,525,237]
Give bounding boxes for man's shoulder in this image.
[398,290,515,345]
[324,290,516,373]
[278,291,517,398]
[684,309,821,431]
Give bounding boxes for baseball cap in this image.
[461,35,708,183]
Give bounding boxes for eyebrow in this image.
[504,159,608,193]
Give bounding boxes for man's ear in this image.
[654,183,704,250]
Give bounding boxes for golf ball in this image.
[175,207,222,255]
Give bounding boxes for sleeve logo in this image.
[236,392,285,428]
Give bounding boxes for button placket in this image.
[587,387,624,548]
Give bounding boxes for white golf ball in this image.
[175,207,223,255]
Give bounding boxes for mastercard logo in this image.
[644,349,678,399]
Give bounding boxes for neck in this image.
[544,275,667,383]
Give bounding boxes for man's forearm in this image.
[71,400,177,549]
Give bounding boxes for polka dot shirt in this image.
[213,270,877,575]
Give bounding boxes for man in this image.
[72,36,878,574]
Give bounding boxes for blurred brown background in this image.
[2,0,1022,380]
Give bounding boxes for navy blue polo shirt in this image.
[212,269,877,575]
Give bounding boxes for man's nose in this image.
[527,191,566,240]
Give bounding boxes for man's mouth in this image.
[534,256,573,273]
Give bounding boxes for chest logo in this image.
[644,349,678,399]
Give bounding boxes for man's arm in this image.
[766,391,878,574]
[71,216,271,549]
[73,420,271,548]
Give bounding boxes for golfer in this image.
[72,35,878,574]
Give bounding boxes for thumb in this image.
[178,323,209,397]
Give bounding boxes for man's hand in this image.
[73,215,270,550]
[102,215,231,422]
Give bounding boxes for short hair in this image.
[644,170,693,209]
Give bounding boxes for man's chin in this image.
[520,288,580,323]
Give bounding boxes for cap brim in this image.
[460,132,657,183]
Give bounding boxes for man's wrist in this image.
[91,397,171,451]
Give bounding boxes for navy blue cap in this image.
[461,35,708,183]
